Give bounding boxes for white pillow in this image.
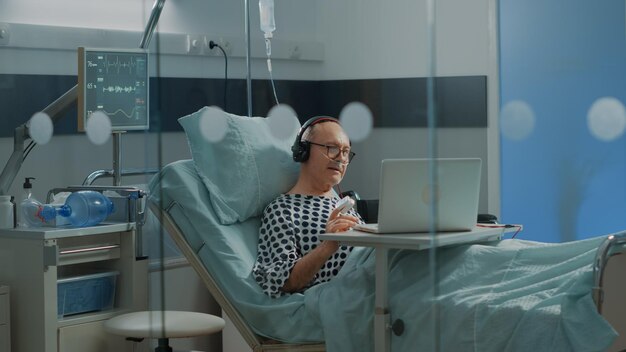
[178,107,300,224]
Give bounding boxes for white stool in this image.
[104,311,225,352]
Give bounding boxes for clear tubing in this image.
[265,39,279,105]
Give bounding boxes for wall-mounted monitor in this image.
[78,47,149,131]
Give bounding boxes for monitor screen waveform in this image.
[78,48,149,131]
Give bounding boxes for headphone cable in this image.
[336,184,343,198]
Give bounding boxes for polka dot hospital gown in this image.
[252,194,362,298]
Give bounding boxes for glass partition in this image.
[0,1,221,351]
[2,0,621,351]
[0,0,484,350]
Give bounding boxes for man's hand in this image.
[325,206,358,233]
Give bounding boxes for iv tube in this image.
[260,0,279,105]
[266,39,279,105]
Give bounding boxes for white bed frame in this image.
[148,201,325,352]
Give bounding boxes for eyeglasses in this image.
[307,141,356,164]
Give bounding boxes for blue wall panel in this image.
[500,0,626,242]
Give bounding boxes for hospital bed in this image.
[146,158,626,352]
[145,109,626,351]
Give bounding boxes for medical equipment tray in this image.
[46,185,146,224]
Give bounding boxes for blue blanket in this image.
[306,239,616,352]
[150,160,616,352]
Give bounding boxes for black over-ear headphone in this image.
[291,116,339,162]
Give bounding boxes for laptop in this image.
[354,158,482,234]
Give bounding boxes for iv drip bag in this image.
[259,0,276,38]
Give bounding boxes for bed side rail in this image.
[593,230,626,313]
[147,200,325,352]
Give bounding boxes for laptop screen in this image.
[373,158,481,233]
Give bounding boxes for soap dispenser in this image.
[17,177,35,228]
[19,177,57,228]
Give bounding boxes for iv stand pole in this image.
[245,0,253,117]
[0,0,166,194]
[112,0,165,186]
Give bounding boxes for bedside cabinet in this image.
[0,224,148,352]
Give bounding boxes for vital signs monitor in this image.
[78,47,149,131]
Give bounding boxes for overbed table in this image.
[320,226,517,352]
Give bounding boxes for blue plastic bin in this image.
[57,271,118,318]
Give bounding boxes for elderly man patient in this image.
[252,117,362,297]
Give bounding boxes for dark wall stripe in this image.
[0,74,486,138]
[316,76,487,128]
